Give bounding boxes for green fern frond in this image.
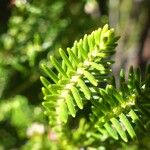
[40,24,150,144]
[90,65,150,142]
[40,24,119,127]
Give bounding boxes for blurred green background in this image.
[0,0,150,149]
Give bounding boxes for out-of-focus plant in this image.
[0,95,60,149]
[0,0,106,149]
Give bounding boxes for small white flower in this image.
[27,122,45,137]
[48,130,57,141]
[84,0,100,18]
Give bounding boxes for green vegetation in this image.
[0,0,149,149]
[41,25,150,149]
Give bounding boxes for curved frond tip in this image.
[40,24,119,127]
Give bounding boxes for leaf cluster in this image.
[41,24,150,147]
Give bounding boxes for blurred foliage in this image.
[0,0,105,149]
[0,0,149,149]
